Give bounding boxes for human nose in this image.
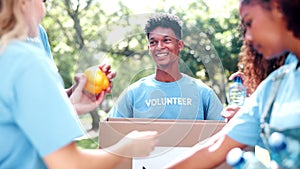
[244,30,253,44]
[157,40,165,49]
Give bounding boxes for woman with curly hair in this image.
[166,0,300,168]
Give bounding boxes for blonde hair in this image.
[0,0,28,46]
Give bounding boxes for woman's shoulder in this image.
[1,40,51,75]
[3,40,47,62]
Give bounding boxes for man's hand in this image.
[221,104,241,122]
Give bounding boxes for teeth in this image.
[156,53,168,57]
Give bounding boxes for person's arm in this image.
[165,132,246,169]
[44,142,124,169]
[44,130,158,169]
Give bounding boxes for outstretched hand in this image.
[108,130,159,158]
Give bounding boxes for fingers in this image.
[94,91,106,104]
[66,74,83,97]
[229,71,245,81]
[120,130,159,158]
[98,64,116,94]
[107,71,116,80]
[105,85,112,93]
[98,63,110,72]
[99,63,111,76]
[98,63,116,79]
[221,105,241,122]
[73,73,87,93]
[68,73,86,99]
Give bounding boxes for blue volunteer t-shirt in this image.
[0,41,84,169]
[108,74,224,120]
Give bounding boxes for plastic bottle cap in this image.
[226,148,244,166]
[233,76,243,84]
[268,132,287,151]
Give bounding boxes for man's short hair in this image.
[144,13,183,40]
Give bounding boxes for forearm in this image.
[166,139,224,169]
[77,148,127,169]
[166,133,246,169]
[44,130,157,169]
[44,142,127,169]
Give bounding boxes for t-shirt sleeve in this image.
[14,55,84,157]
[108,89,133,118]
[205,89,224,120]
[222,91,262,147]
[38,25,53,59]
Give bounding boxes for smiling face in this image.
[239,2,288,60]
[148,26,184,70]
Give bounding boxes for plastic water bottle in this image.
[226,148,268,169]
[228,76,247,106]
[268,132,300,169]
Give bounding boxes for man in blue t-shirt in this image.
[108,13,223,120]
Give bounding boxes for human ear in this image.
[178,40,184,51]
[271,1,284,19]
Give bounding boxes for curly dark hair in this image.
[237,42,286,94]
[144,13,183,40]
[240,0,300,38]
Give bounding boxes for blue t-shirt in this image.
[108,74,224,120]
[0,41,84,169]
[223,56,300,148]
[38,25,53,60]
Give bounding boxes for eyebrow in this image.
[149,35,172,40]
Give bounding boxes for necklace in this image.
[25,37,41,44]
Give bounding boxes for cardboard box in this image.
[99,118,230,169]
